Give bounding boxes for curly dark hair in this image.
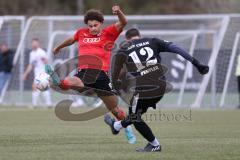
[84,9,104,24]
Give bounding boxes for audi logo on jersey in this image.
[83,37,100,43]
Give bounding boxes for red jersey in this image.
[73,24,121,71]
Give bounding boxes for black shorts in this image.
[130,95,163,115]
[74,69,113,96]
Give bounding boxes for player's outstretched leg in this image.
[104,114,119,135]
[104,113,136,144]
[135,143,161,152]
[45,64,60,85]
[45,64,84,91]
[133,120,161,152]
[100,96,136,144]
[105,112,161,152]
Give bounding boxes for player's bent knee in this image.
[59,77,84,90]
[71,76,84,88]
[59,79,71,90]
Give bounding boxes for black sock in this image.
[121,118,132,128]
[120,113,140,128]
[133,120,155,142]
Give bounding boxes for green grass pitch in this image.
[0,107,239,160]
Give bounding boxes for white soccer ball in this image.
[35,72,50,91]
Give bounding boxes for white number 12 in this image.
[129,47,157,71]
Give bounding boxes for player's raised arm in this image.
[166,43,209,75]
[153,38,209,75]
[112,5,127,32]
[53,37,75,55]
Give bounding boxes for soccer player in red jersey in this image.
[48,6,136,144]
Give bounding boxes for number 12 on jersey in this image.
[129,47,157,72]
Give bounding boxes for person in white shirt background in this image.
[23,38,52,108]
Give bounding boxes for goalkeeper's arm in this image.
[166,43,209,75]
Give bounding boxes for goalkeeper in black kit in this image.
[104,28,209,152]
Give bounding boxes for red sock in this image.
[59,79,71,90]
[116,107,126,120]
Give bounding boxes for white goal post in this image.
[192,16,230,108]
[220,32,240,107]
[0,16,25,104]
[3,14,240,108]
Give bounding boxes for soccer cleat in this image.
[136,143,161,152]
[124,126,136,144]
[104,114,119,135]
[45,64,60,85]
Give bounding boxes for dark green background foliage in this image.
[1,0,240,15]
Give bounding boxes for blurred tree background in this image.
[0,0,240,15]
